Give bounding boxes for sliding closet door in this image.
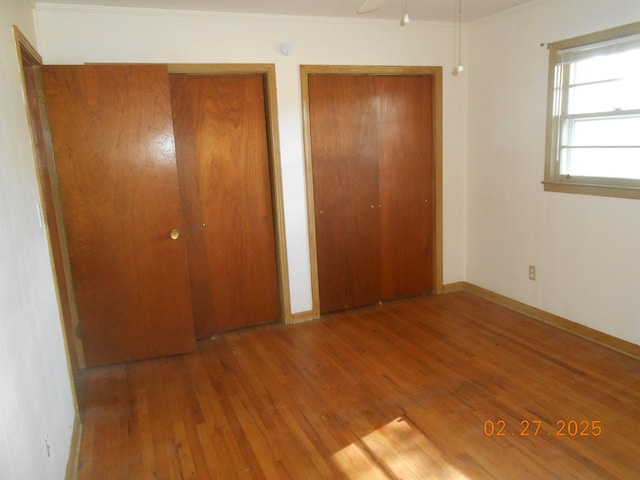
[378,75,433,299]
[309,73,434,314]
[309,74,381,313]
[41,65,195,367]
[169,74,281,338]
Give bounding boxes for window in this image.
[545,22,640,199]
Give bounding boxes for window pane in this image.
[560,147,640,179]
[568,49,640,114]
[568,79,640,113]
[569,117,640,147]
[572,49,640,83]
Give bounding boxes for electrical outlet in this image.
[528,265,536,281]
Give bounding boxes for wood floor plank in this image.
[75,292,640,479]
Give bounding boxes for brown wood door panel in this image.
[309,74,381,313]
[169,74,281,338]
[309,73,434,314]
[41,64,196,367]
[377,75,433,299]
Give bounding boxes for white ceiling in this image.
[34,0,534,22]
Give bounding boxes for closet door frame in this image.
[300,65,444,318]
[14,27,86,370]
[169,64,292,323]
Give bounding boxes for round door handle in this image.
[170,229,180,240]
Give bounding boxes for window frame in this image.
[544,21,640,200]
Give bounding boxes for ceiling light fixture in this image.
[452,0,464,75]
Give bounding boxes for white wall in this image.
[33,4,469,314]
[467,0,640,345]
[0,1,76,479]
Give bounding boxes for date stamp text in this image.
[484,419,602,437]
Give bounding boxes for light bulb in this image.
[401,12,410,26]
[451,64,464,76]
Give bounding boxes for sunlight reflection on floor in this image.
[331,417,470,479]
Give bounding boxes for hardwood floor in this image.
[75,292,640,479]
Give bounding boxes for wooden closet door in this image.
[41,65,196,367]
[377,75,433,299]
[309,74,381,313]
[169,74,281,338]
[309,73,434,314]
